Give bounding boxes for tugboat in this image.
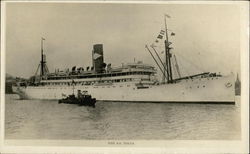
[58,90,96,108]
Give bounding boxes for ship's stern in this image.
[12,85,29,99]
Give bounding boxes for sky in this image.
[4,2,242,79]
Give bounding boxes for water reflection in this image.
[5,94,241,140]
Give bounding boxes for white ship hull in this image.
[13,75,235,104]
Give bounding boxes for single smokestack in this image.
[92,44,104,73]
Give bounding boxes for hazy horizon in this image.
[5,3,241,79]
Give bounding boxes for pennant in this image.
[157,34,163,39]
[165,14,171,18]
[160,30,165,35]
[93,53,102,60]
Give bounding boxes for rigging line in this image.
[35,64,41,76]
[173,53,190,77]
[151,45,168,83]
[168,54,179,80]
[150,45,168,75]
[171,56,177,79]
[45,65,49,74]
[173,54,181,78]
[173,64,179,80]
[174,52,205,73]
[145,45,168,81]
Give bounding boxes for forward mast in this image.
[164,14,173,83]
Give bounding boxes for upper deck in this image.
[45,62,157,81]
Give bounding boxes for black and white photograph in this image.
[1,1,249,153]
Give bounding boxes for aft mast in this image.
[35,37,49,80]
[41,37,45,76]
[40,37,49,78]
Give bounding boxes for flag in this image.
[157,34,163,39]
[165,14,171,18]
[171,32,175,36]
[160,30,165,35]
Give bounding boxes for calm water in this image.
[5,94,241,140]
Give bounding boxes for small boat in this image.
[58,90,96,108]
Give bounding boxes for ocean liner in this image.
[12,16,235,104]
